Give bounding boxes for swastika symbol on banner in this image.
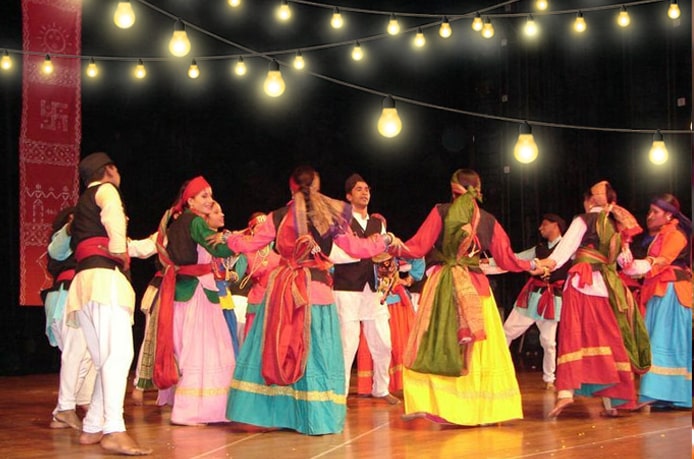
[40,99,69,132]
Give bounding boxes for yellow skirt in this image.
[403,295,523,425]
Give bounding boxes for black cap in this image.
[79,152,113,185]
[542,213,567,235]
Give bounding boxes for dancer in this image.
[154,178,235,426]
[621,193,691,409]
[537,180,650,418]
[395,168,532,426]
[66,152,154,455]
[224,165,402,435]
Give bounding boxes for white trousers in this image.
[335,286,392,397]
[54,316,95,413]
[503,307,558,383]
[77,301,134,434]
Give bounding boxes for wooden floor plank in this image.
[0,371,689,458]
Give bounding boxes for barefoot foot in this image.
[79,431,103,445]
[547,397,574,419]
[100,431,152,456]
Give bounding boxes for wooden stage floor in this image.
[0,371,690,458]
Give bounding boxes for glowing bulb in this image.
[377,96,402,138]
[387,14,400,35]
[481,17,494,39]
[413,28,426,48]
[351,42,364,61]
[113,1,135,29]
[513,123,539,164]
[277,0,291,21]
[1,50,12,70]
[668,0,681,19]
[169,20,191,57]
[331,8,344,29]
[535,0,548,11]
[617,6,630,27]
[439,17,452,38]
[649,131,668,165]
[86,58,98,78]
[574,12,587,33]
[264,60,285,97]
[472,13,483,32]
[293,51,305,70]
[134,59,146,79]
[524,15,538,37]
[41,54,53,75]
[188,59,200,79]
[228,0,241,7]
[234,57,247,76]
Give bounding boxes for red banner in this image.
[20,0,81,305]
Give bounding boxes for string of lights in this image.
[1,0,688,164]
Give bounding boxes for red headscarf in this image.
[172,176,211,214]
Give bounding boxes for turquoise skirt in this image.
[226,301,346,435]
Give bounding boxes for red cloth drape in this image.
[20,0,81,305]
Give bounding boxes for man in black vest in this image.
[332,174,399,404]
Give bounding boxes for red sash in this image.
[75,236,129,267]
[515,277,564,320]
[56,269,75,283]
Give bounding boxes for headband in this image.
[173,176,211,214]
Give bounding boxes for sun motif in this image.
[39,23,69,53]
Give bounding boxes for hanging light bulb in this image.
[667,0,680,19]
[277,0,291,21]
[513,122,539,164]
[134,59,146,79]
[228,0,241,7]
[377,96,402,138]
[169,19,191,57]
[41,54,53,75]
[535,0,548,11]
[413,28,426,48]
[439,17,452,38]
[351,41,364,61]
[617,6,630,27]
[574,11,587,33]
[481,17,494,39]
[234,56,247,76]
[188,59,200,79]
[471,13,483,32]
[86,58,98,78]
[524,15,538,37]
[387,14,400,36]
[293,50,305,70]
[113,0,135,29]
[330,7,344,29]
[648,131,669,165]
[263,60,285,97]
[1,50,12,70]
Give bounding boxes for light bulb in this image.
[169,20,191,57]
[668,0,681,19]
[234,57,247,76]
[439,18,452,38]
[513,123,539,164]
[114,1,135,29]
[1,50,11,70]
[377,96,402,138]
[535,0,548,11]
[228,0,241,7]
[387,14,400,35]
[617,6,630,27]
[134,59,146,79]
[264,60,285,97]
[331,8,344,29]
[413,28,426,48]
[293,51,305,70]
[277,0,291,21]
[351,42,364,61]
[649,131,668,165]
[524,15,538,37]
[472,13,483,32]
[481,18,494,39]
[574,12,587,33]
[188,59,200,79]
[86,58,98,78]
[42,54,53,75]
